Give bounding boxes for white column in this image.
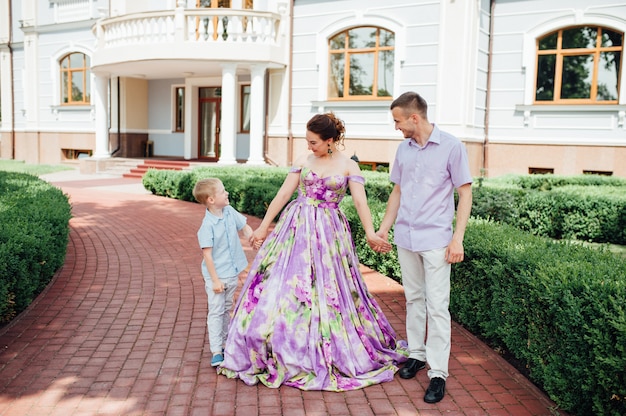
[247,64,267,165]
[93,74,111,158]
[23,33,38,130]
[218,63,237,164]
[0,49,14,132]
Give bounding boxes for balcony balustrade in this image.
[94,8,281,49]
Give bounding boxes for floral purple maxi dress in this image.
[218,167,407,391]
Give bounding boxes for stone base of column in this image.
[217,158,238,165]
[246,158,266,165]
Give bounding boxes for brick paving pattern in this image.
[0,173,566,415]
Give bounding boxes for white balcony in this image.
[91,8,288,78]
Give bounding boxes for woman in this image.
[218,113,407,391]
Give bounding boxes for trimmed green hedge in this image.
[472,175,626,245]
[453,220,626,416]
[0,172,71,323]
[142,166,393,217]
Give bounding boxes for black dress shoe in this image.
[398,358,426,379]
[424,377,446,403]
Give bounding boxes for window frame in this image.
[534,25,623,105]
[239,84,250,133]
[59,52,91,106]
[173,86,185,133]
[327,26,395,101]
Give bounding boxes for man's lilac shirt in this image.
[389,124,473,252]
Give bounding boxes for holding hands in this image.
[249,227,268,250]
[368,231,392,253]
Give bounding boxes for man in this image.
[376,91,473,403]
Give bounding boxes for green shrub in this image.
[474,175,626,245]
[514,174,626,189]
[452,219,626,416]
[359,171,394,202]
[471,185,523,224]
[0,172,71,323]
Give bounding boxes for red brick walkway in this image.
[0,173,565,415]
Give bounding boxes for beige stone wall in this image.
[484,144,626,178]
[265,135,291,167]
[0,132,14,160]
[121,78,148,131]
[465,142,484,178]
[6,131,94,165]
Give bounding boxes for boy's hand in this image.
[250,228,268,249]
[212,279,224,293]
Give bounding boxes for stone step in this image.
[121,159,192,179]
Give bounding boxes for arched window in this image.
[60,52,90,105]
[535,26,623,103]
[328,26,395,100]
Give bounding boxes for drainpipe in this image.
[287,0,294,166]
[102,3,120,158]
[8,0,15,159]
[483,0,495,177]
[110,77,121,156]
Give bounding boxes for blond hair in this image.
[192,178,223,204]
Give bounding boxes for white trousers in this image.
[397,246,451,380]
[205,276,238,354]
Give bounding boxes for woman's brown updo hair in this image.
[306,113,345,147]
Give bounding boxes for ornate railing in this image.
[94,8,281,49]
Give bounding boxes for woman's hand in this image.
[367,233,392,253]
[249,228,268,249]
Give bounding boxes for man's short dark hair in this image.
[390,91,428,118]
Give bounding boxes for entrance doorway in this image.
[198,87,221,161]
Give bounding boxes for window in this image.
[535,26,623,103]
[174,87,185,132]
[583,170,612,176]
[240,84,250,133]
[60,53,90,105]
[198,0,230,7]
[197,0,253,8]
[328,26,394,100]
[529,167,554,174]
[196,0,253,40]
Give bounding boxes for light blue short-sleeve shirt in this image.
[390,124,473,252]
[197,205,248,279]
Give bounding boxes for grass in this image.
[0,160,74,176]
[580,241,626,258]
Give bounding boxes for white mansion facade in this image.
[1,0,625,177]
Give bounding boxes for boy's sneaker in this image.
[211,353,224,367]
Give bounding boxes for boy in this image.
[193,178,253,367]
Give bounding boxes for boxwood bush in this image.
[473,175,626,245]
[453,219,626,416]
[0,172,71,323]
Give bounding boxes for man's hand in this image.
[368,232,392,253]
[445,239,465,264]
